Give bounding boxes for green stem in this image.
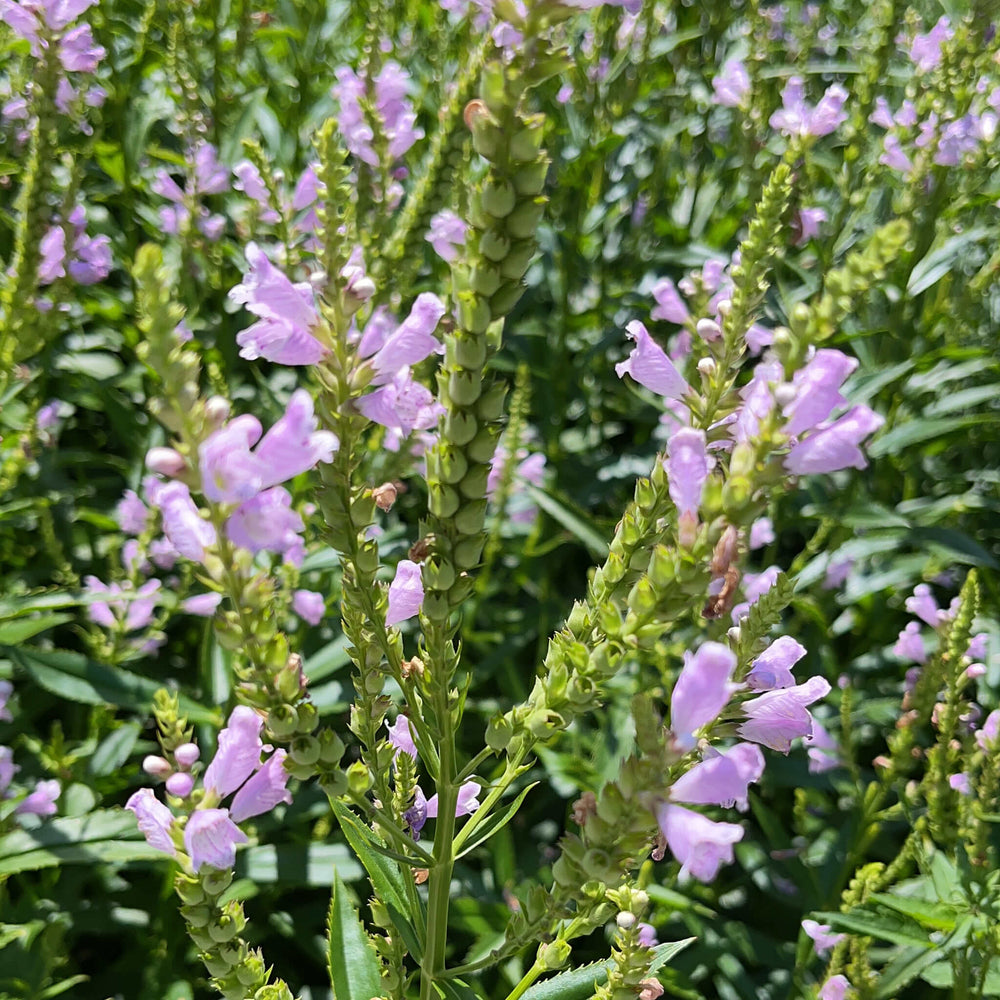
[505,961,545,1000]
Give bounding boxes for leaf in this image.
[0,614,72,644]
[521,961,608,1000]
[650,937,697,969]
[907,229,991,295]
[327,868,382,1000]
[868,893,960,932]
[235,842,362,886]
[330,799,424,959]
[0,810,165,876]
[88,722,142,777]
[456,783,538,858]
[305,633,352,683]
[526,486,609,558]
[815,909,934,949]
[6,646,217,723]
[868,415,999,457]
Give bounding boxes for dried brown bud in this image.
[570,791,597,827]
[639,979,665,1000]
[413,868,429,885]
[409,536,433,562]
[401,656,425,680]
[372,482,398,511]
[710,524,740,577]
[463,99,489,131]
[703,565,741,620]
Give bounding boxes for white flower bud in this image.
[697,357,717,377]
[616,911,636,929]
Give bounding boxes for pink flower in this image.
[386,559,424,626]
[670,642,739,750]
[426,780,480,819]
[15,778,60,816]
[805,720,840,774]
[202,706,263,798]
[226,487,304,563]
[0,681,12,723]
[126,787,177,857]
[746,636,806,691]
[910,16,952,72]
[738,675,831,752]
[655,803,744,883]
[230,243,328,365]
[749,517,775,550]
[975,710,1000,752]
[893,621,926,663]
[357,368,443,438]
[615,321,688,400]
[182,593,223,617]
[802,919,846,956]
[669,744,765,811]
[184,808,248,872]
[386,715,417,758]
[293,589,325,625]
[157,482,217,561]
[782,349,857,437]
[368,293,445,384]
[650,278,690,324]
[818,975,851,1000]
[784,406,884,475]
[666,428,709,523]
[769,76,848,137]
[905,584,944,627]
[426,210,467,263]
[711,59,751,109]
[229,749,292,822]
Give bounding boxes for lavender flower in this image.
[386,559,424,626]
[769,76,848,138]
[182,593,223,617]
[184,808,248,872]
[615,321,688,400]
[202,706,263,798]
[356,368,444,438]
[157,482,217,561]
[746,636,806,691]
[669,642,739,750]
[650,278,690,324]
[367,293,445,384]
[711,59,751,109]
[0,681,11,722]
[125,787,177,856]
[822,556,854,590]
[738,675,831,752]
[0,746,20,793]
[226,487,305,564]
[805,720,840,774]
[975,710,1000,752]
[802,919,846,956]
[229,749,293,822]
[166,772,195,798]
[909,16,952,72]
[905,584,943,627]
[784,406,884,475]
[893,621,927,663]
[15,778,60,816]
[792,207,827,245]
[655,803,744,883]
[666,428,708,545]
[668,743,765,810]
[387,715,417,758]
[880,135,914,174]
[116,489,149,535]
[426,780,480,819]
[38,226,66,284]
[426,209,467,263]
[749,517,775,550]
[230,243,328,365]
[293,589,325,626]
[782,349,857,437]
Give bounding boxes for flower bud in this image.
[174,743,201,769]
[696,318,722,342]
[347,761,372,795]
[372,482,398,511]
[143,755,173,779]
[205,396,231,427]
[166,771,195,797]
[538,940,571,971]
[616,911,636,929]
[146,447,186,477]
[697,357,717,377]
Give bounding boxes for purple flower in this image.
[732,359,781,444]
[880,134,914,174]
[234,161,281,223]
[125,787,177,857]
[386,559,424,626]
[669,642,739,750]
[374,61,424,159]
[387,715,417,758]
[793,207,827,245]
[38,226,66,284]
[893,621,927,663]
[293,589,325,625]
[182,592,223,617]
[116,490,149,535]
[747,636,806,691]
[784,405,884,475]
[166,772,195,798]
[57,22,104,72]
[769,76,847,138]
[226,487,304,562]
[910,16,952,72]
[230,243,328,365]
[905,584,943,627]
[229,749,292,822]
[749,517,774,550]
[333,67,376,166]
[819,976,851,1000]
[192,142,229,195]
[967,633,988,661]
[949,772,971,796]
[802,919,846,956]
[805,720,840,773]
[782,349,857,437]
[0,746,20,794]
[203,706,263,798]
[368,293,445,383]
[157,482,217,561]
[650,278,690,325]
[0,681,12,723]
[738,675,831,752]
[870,97,895,129]
[666,428,709,526]
[184,808,248,872]
[69,227,111,284]
[426,780,480,819]
[655,803,744,883]
[199,415,265,503]
[669,743,765,811]
[15,778,60,816]
[823,556,854,590]
[711,58,751,109]
[616,321,688,400]
[975,710,1000,752]
[83,577,160,632]
[426,209,467,263]
[357,368,443,437]
[637,923,658,948]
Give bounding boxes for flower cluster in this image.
[152,142,229,240]
[0,683,61,821]
[127,706,292,872]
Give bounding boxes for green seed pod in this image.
[722,476,752,514]
[175,873,206,906]
[429,482,461,518]
[538,939,571,971]
[180,904,212,928]
[448,574,474,606]
[490,280,524,318]
[290,735,321,767]
[318,729,345,765]
[506,198,546,240]
[458,464,490,499]
[479,227,512,262]
[476,382,508,422]
[458,291,492,335]
[201,867,234,897]
[188,927,216,951]
[466,425,500,464]
[208,917,241,945]
[202,953,234,978]
[449,369,482,406]
[237,953,266,987]
[485,712,514,752]
[444,409,479,446]
[319,769,349,797]
[453,332,488,369]
[423,556,456,592]
[363,670,384,696]
[421,591,451,619]
[346,761,372,795]
[510,114,545,163]
[500,240,535,280]
[296,702,319,733]
[268,704,299,738]
[454,498,488,535]
[512,159,548,197]
[481,179,517,218]
[453,534,485,569]
[470,264,502,298]
[440,445,469,484]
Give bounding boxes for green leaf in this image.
[456,783,538,859]
[869,415,999,458]
[815,909,934,949]
[521,961,608,1000]
[330,799,424,959]
[526,486,609,558]
[0,614,72,644]
[907,229,991,295]
[6,646,217,723]
[869,893,960,932]
[327,868,382,1000]
[235,843,362,886]
[0,810,165,876]
[88,722,142,777]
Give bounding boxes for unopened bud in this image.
[204,396,231,427]
[716,299,732,317]
[538,940,571,971]
[697,357,716,377]
[773,383,796,407]
[166,771,195,797]
[727,626,741,644]
[146,447,186,477]
[174,743,200,769]
[696,318,722,342]
[143,755,173,778]
[372,482,398,511]
[616,911,636,929]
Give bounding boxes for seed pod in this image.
[500,240,535,280]
[452,333,488,370]
[512,159,548,197]
[453,534,485,569]
[510,114,545,163]
[290,735,321,766]
[445,409,479,445]
[440,446,469,484]
[476,382,508,422]
[490,280,524,318]
[467,425,501,464]
[470,263,502,298]
[458,292,492,335]
[481,179,517,218]
[429,483,461,518]
[506,198,545,239]
[448,369,482,407]
[479,227,512,262]
[458,463,490,499]
[454,498,488,534]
